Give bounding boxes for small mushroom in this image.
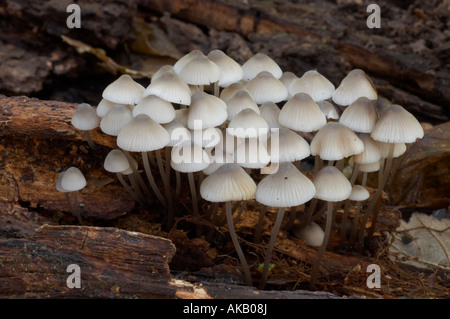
[71,103,100,150]
[309,166,352,288]
[255,162,316,289]
[56,167,87,224]
[200,163,257,286]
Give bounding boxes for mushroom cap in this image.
[188,91,228,129]
[293,222,324,247]
[190,127,222,148]
[178,55,222,86]
[339,97,378,133]
[200,163,257,202]
[56,170,66,193]
[349,185,370,201]
[207,50,243,87]
[96,99,116,117]
[225,90,260,121]
[259,102,282,129]
[104,149,130,173]
[310,122,364,161]
[352,133,381,164]
[227,109,269,138]
[71,103,99,131]
[143,72,191,105]
[102,74,145,105]
[370,104,424,143]
[60,167,87,192]
[234,137,271,169]
[313,166,352,202]
[289,70,335,102]
[151,65,175,83]
[170,140,210,173]
[332,69,378,106]
[279,93,327,132]
[349,157,380,173]
[244,71,288,104]
[255,162,316,207]
[241,52,283,81]
[279,71,299,95]
[317,100,340,120]
[268,128,310,163]
[173,50,205,74]
[163,119,191,147]
[100,104,133,136]
[214,128,243,155]
[117,114,170,152]
[202,149,234,175]
[219,82,249,102]
[132,94,176,124]
[120,157,138,176]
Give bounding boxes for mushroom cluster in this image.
[65,49,424,289]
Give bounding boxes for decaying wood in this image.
[0,224,354,298]
[0,95,134,220]
[0,225,176,298]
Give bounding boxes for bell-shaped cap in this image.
[256,162,316,207]
[102,74,145,105]
[313,166,352,202]
[207,50,243,87]
[245,71,288,104]
[241,52,283,81]
[310,122,364,161]
[370,104,424,144]
[132,95,176,124]
[332,69,378,106]
[117,114,170,152]
[71,103,99,131]
[279,93,327,132]
[339,97,378,133]
[200,163,257,202]
[289,70,335,102]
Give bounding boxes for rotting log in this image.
[0,224,354,299]
[0,95,134,220]
[0,225,177,298]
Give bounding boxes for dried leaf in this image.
[390,212,450,270]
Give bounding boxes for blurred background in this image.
[0,0,449,124]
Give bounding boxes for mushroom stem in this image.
[259,206,286,290]
[81,131,99,150]
[156,149,174,227]
[233,200,247,224]
[314,155,323,173]
[71,191,84,225]
[123,151,155,203]
[254,205,267,243]
[350,201,364,242]
[225,201,252,286]
[116,173,145,205]
[213,81,220,97]
[309,201,333,289]
[188,172,199,218]
[340,199,352,245]
[364,143,395,240]
[142,151,167,208]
